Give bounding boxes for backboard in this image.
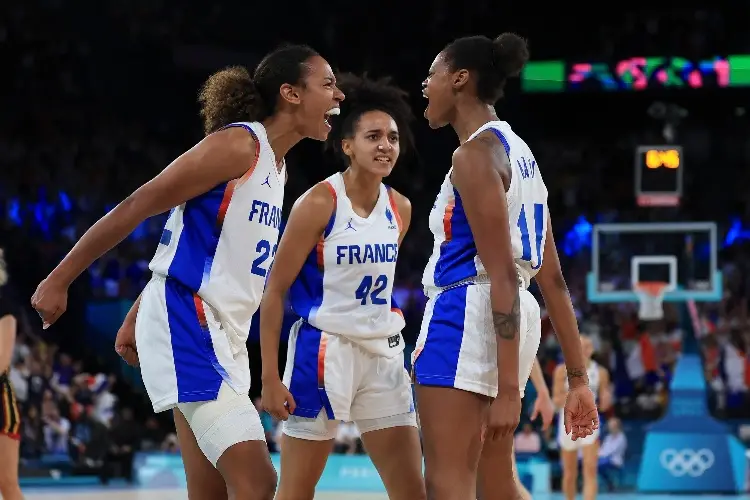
[587,222,722,303]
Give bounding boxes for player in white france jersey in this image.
[259,73,424,500]
[414,32,598,500]
[553,335,611,500]
[31,45,344,500]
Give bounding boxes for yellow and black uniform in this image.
[0,296,20,440]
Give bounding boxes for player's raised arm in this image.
[259,182,335,420]
[452,138,520,409]
[32,128,257,327]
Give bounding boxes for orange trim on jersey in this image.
[193,294,208,330]
[316,180,338,271]
[442,198,455,242]
[321,180,337,203]
[216,127,262,228]
[386,187,403,232]
[391,307,404,317]
[236,131,262,187]
[410,346,424,382]
[317,333,328,388]
[316,237,326,270]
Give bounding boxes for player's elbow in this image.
[488,263,518,293]
[120,188,166,224]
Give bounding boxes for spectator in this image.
[139,417,165,452]
[598,417,628,491]
[108,407,141,481]
[25,360,50,409]
[19,405,45,459]
[70,407,110,474]
[43,406,71,456]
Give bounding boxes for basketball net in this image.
[634,281,667,320]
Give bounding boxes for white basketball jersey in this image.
[149,121,284,343]
[288,173,406,357]
[422,120,549,291]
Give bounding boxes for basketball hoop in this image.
[634,281,668,320]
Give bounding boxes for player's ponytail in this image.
[444,33,530,104]
[198,66,266,135]
[491,33,529,79]
[198,44,320,135]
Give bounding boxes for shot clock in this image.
[635,145,683,206]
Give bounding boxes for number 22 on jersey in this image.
[516,203,545,270]
[251,239,277,277]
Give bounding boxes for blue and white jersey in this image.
[289,172,405,357]
[149,121,285,346]
[422,120,548,292]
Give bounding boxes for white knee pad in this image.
[283,410,339,441]
[356,411,418,434]
[177,382,265,467]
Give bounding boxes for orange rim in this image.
[635,281,668,297]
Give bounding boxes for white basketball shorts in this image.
[282,320,415,425]
[413,283,541,399]
[135,275,251,413]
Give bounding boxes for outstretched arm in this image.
[46,128,257,288]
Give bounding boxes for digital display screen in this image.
[636,145,682,194]
[521,55,750,93]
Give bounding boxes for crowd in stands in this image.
[5,323,179,481]
[1,1,749,487]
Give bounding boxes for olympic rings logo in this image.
[659,448,715,477]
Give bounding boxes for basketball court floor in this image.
[21,486,750,499]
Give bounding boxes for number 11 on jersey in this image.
[517,203,545,270]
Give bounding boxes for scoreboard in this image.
[634,145,683,206]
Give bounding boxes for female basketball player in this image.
[553,335,611,500]
[31,45,344,500]
[0,251,23,500]
[259,73,424,500]
[414,33,599,499]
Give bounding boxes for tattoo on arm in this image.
[567,367,587,381]
[493,291,520,340]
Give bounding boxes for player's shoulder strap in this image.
[318,176,339,238]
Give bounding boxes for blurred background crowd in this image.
[1,1,749,491]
